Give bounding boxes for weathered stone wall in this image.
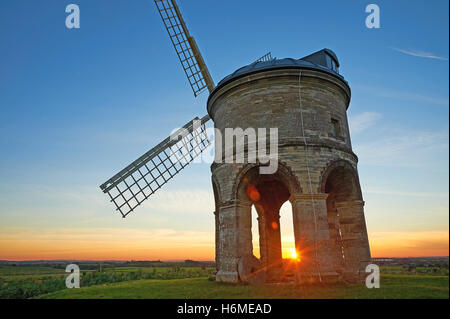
[208,68,371,284]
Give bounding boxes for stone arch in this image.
[233,161,302,202]
[319,159,370,281]
[319,159,362,200]
[232,161,300,282]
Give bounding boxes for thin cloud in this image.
[354,129,449,167]
[353,84,449,107]
[392,47,448,61]
[348,112,382,134]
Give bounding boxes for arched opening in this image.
[279,201,296,260]
[249,179,289,282]
[251,206,260,258]
[251,203,296,257]
[236,163,301,283]
[322,161,362,276]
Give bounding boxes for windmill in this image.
[99,0,269,218]
[99,0,372,285]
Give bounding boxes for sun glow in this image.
[289,248,300,261]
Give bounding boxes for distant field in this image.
[0,266,65,276]
[0,265,214,299]
[38,274,449,299]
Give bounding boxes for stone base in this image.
[216,271,239,283]
[342,270,366,284]
[237,255,266,284]
[319,271,341,283]
[297,271,340,285]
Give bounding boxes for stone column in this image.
[213,210,220,272]
[254,203,283,282]
[236,200,253,258]
[335,200,371,282]
[265,210,283,281]
[216,200,253,283]
[326,198,345,275]
[290,194,339,283]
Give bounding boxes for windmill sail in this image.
[100,115,211,218]
[154,0,215,96]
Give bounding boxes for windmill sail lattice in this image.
[100,116,211,218]
[154,0,215,96]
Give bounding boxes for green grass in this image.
[380,265,449,276]
[0,266,64,276]
[38,274,449,299]
[1,273,66,282]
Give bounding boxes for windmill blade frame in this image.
[154,0,215,96]
[100,115,211,218]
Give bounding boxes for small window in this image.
[325,54,339,73]
[331,60,339,73]
[325,54,333,69]
[331,118,342,137]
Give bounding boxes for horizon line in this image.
[1,256,448,263]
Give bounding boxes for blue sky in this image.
[0,0,448,259]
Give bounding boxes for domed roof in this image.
[210,49,348,98]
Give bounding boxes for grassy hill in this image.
[38,274,449,299]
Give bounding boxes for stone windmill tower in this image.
[100,0,371,284]
[209,51,371,284]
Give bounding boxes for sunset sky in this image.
[0,0,448,261]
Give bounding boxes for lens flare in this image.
[246,185,260,202]
[290,248,300,261]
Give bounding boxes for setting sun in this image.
[289,248,300,261]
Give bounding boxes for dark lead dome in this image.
[210,48,348,97]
